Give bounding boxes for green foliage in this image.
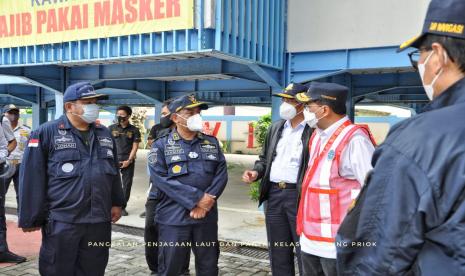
[248,181,260,202]
[252,113,272,147]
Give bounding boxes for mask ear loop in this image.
[174,113,190,129]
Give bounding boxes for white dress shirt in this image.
[0,125,8,163]
[300,116,375,259]
[269,120,306,183]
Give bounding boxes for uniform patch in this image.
[28,138,39,147]
[167,138,175,145]
[54,135,77,150]
[172,133,180,141]
[148,149,158,165]
[170,155,182,162]
[111,130,119,137]
[172,165,182,174]
[61,163,74,173]
[55,135,74,144]
[58,129,67,136]
[98,136,113,149]
[164,144,184,156]
[200,143,217,153]
[55,143,77,150]
[127,131,133,139]
[327,150,335,160]
[188,152,199,159]
[205,154,218,161]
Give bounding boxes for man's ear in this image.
[170,113,178,123]
[64,102,73,113]
[431,43,448,74]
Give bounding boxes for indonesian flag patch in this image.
[28,139,39,147]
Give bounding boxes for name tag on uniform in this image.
[165,144,184,156]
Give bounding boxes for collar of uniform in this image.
[422,77,465,112]
[170,128,203,143]
[118,122,132,129]
[58,115,73,130]
[317,115,350,138]
[13,122,25,132]
[59,114,101,130]
[284,119,306,130]
[169,129,183,142]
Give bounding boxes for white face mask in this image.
[178,113,203,132]
[279,102,298,120]
[418,50,446,101]
[303,109,318,128]
[303,106,324,128]
[71,103,100,123]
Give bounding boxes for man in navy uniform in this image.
[19,82,125,276]
[337,0,465,275]
[149,94,228,276]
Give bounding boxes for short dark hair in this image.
[313,99,346,115]
[419,34,465,73]
[117,105,132,116]
[163,99,173,108]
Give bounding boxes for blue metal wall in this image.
[0,0,287,128]
[0,0,285,70]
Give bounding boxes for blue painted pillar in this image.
[271,88,281,122]
[54,92,64,119]
[32,88,47,129]
[345,74,355,121]
[154,101,163,124]
[226,116,233,153]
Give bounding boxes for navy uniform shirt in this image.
[18,115,125,228]
[108,123,141,161]
[147,127,171,200]
[149,129,228,226]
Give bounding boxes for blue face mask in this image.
[72,103,100,123]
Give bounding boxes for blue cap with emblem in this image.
[63,82,109,103]
[273,83,308,99]
[295,82,348,111]
[398,0,465,52]
[168,94,209,114]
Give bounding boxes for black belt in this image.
[271,181,297,189]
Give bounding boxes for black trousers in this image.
[4,164,20,207]
[301,252,337,276]
[120,161,135,209]
[144,198,192,274]
[39,220,111,276]
[264,185,302,275]
[158,223,219,276]
[145,199,159,272]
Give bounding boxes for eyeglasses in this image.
[407,50,421,70]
